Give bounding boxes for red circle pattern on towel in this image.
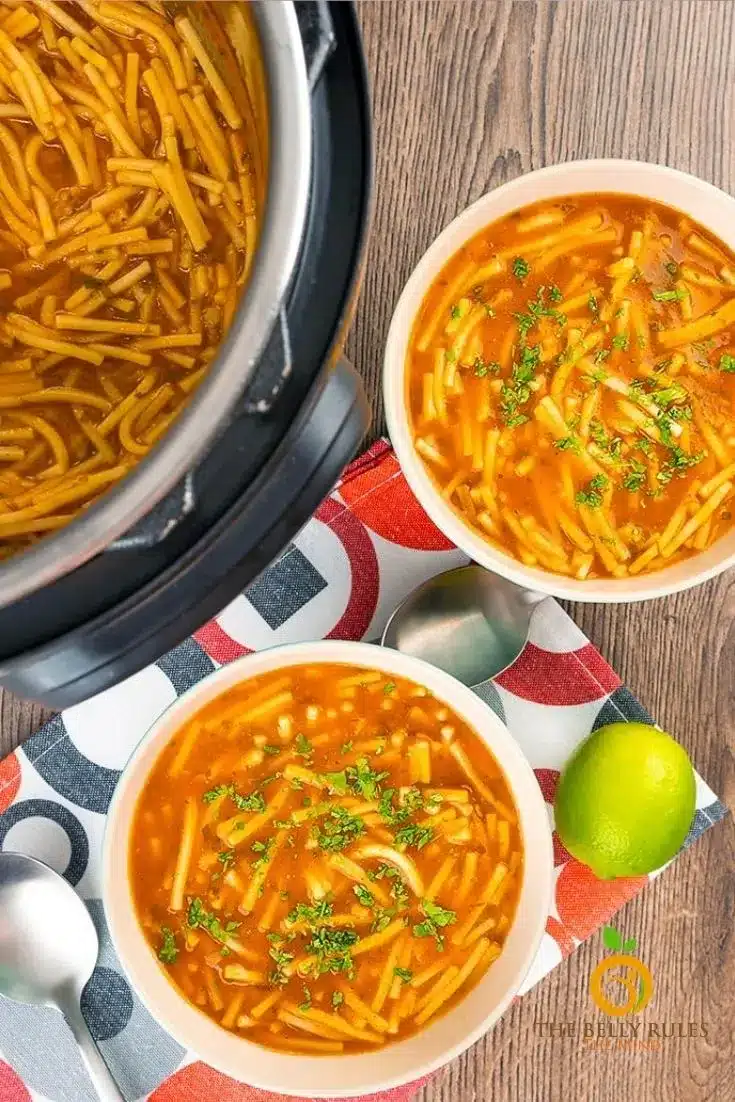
[149,1063,427,1102]
[0,754,20,815]
[0,1060,31,1102]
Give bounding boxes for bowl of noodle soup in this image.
[103,639,552,1097]
[384,160,735,602]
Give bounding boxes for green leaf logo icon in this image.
[602,925,623,951]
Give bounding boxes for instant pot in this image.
[0,1,372,707]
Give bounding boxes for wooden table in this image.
[1,2,734,1100]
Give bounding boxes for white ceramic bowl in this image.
[103,640,553,1098]
[384,159,735,602]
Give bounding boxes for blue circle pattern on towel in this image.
[0,798,88,885]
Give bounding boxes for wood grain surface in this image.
[2,2,734,1101]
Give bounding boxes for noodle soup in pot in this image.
[0,1,266,558]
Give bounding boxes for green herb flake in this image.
[719,353,735,373]
[549,284,563,302]
[394,967,413,984]
[340,740,353,755]
[446,346,458,364]
[512,256,530,280]
[612,334,629,352]
[288,899,334,926]
[575,473,609,509]
[394,823,434,850]
[588,294,599,315]
[158,926,178,964]
[554,435,580,454]
[450,304,461,320]
[347,758,389,801]
[664,260,679,278]
[593,348,610,366]
[413,899,457,950]
[306,925,359,976]
[202,783,265,814]
[321,770,350,795]
[217,849,235,871]
[331,991,344,1008]
[383,681,396,695]
[186,898,240,947]
[353,884,374,908]
[315,806,366,852]
[622,460,646,493]
[652,287,687,303]
[263,744,280,756]
[294,733,313,757]
[300,987,312,1011]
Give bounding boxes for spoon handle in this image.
[61,1002,125,1102]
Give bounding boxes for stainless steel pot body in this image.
[0,1,312,609]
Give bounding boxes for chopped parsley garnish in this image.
[612,334,629,351]
[294,733,312,757]
[315,806,365,852]
[263,744,280,756]
[512,256,530,280]
[622,460,646,492]
[347,758,389,801]
[187,898,240,946]
[251,837,274,868]
[500,342,539,427]
[268,943,294,985]
[589,420,622,460]
[371,908,396,934]
[588,294,599,315]
[321,769,350,795]
[353,884,374,908]
[370,863,410,906]
[593,347,610,366]
[549,284,563,302]
[653,383,688,407]
[217,849,235,871]
[394,967,413,984]
[658,446,703,484]
[340,740,353,754]
[331,991,344,1008]
[300,987,312,1011]
[637,436,653,455]
[719,353,735,373]
[394,823,434,850]
[473,356,501,378]
[83,276,105,289]
[664,260,679,278]
[158,927,178,964]
[383,681,396,694]
[413,900,456,950]
[554,435,580,454]
[288,899,333,926]
[653,287,687,302]
[575,473,609,508]
[306,925,359,976]
[450,304,461,320]
[202,784,265,813]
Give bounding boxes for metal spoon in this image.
[0,852,124,1102]
[381,564,547,685]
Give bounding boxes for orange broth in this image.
[406,194,735,579]
[129,663,523,1054]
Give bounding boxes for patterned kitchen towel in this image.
[0,439,727,1102]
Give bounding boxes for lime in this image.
[554,722,696,879]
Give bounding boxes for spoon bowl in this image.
[0,851,123,1101]
[381,564,547,685]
